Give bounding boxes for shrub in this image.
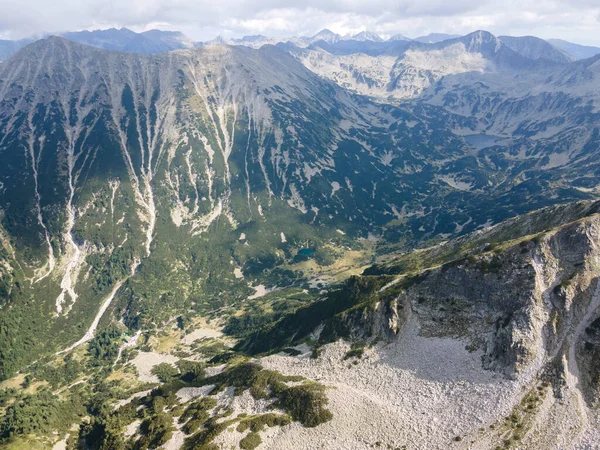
[240,432,262,450]
[182,417,205,435]
[237,413,291,433]
[179,397,217,424]
[274,384,333,427]
[344,342,365,360]
[0,391,83,438]
[151,363,178,382]
[88,325,122,366]
[136,412,174,449]
[176,360,205,382]
[201,363,333,428]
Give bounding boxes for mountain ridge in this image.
[499,35,575,63]
[2,27,599,62]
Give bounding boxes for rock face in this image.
[351,203,600,394]
[403,215,600,382]
[236,202,600,448]
[345,214,597,391]
[345,205,600,447]
[321,281,406,343]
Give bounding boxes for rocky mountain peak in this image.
[389,33,411,42]
[457,30,502,53]
[351,31,383,42]
[312,29,340,40]
[499,35,574,63]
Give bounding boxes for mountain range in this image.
[0,28,194,60]
[1,27,599,62]
[0,24,599,450]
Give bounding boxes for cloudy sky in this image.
[1,0,599,45]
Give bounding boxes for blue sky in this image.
[1,0,599,46]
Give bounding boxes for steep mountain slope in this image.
[0,37,494,376]
[290,29,600,139]
[0,37,367,375]
[0,28,195,60]
[2,199,598,449]
[291,31,600,196]
[61,27,194,53]
[421,49,600,138]
[548,39,600,60]
[499,35,574,63]
[291,30,548,99]
[0,38,33,61]
[234,200,600,448]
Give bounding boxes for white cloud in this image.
[0,0,599,45]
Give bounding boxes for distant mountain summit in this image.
[351,31,384,42]
[499,35,574,63]
[413,32,461,43]
[0,27,195,60]
[60,27,195,53]
[456,30,502,54]
[1,28,598,63]
[228,35,279,48]
[0,38,34,61]
[548,38,600,60]
[141,29,195,49]
[388,33,411,42]
[311,29,342,44]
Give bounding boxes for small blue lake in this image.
[464,134,509,150]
